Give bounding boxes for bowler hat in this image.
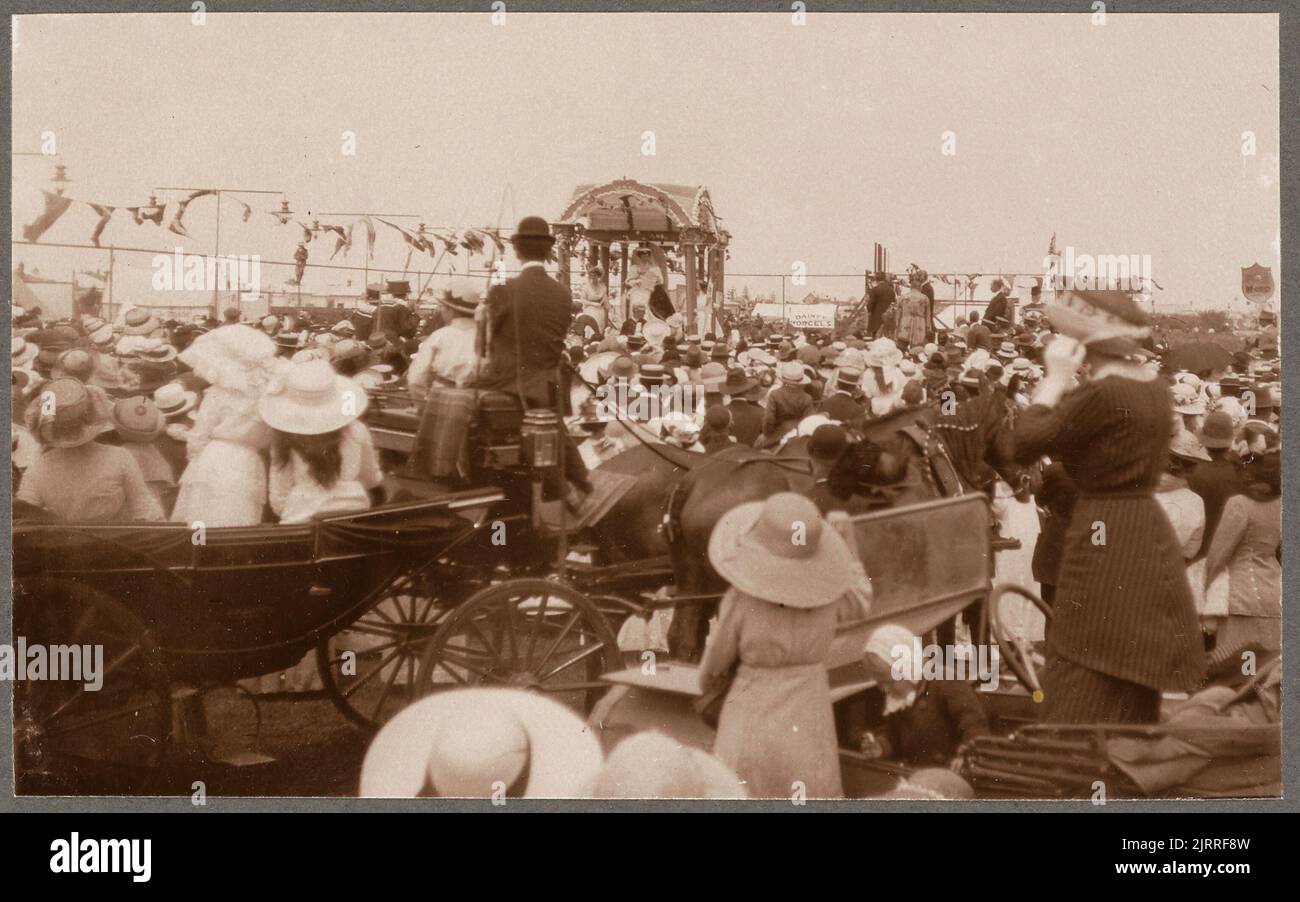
[510,216,555,245]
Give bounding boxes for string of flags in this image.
[19,183,508,268]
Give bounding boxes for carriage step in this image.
[168,686,278,768]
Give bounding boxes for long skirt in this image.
[1040,656,1161,724]
[1206,615,1281,674]
[713,662,842,799]
[171,439,266,527]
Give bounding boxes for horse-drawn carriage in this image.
[14,378,1279,800]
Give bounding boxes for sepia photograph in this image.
[4,2,1289,827]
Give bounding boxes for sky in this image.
[10,11,1281,312]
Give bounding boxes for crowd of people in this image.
[9,218,1283,799]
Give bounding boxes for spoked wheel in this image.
[415,579,621,714]
[13,577,170,793]
[317,572,455,731]
[988,584,1053,700]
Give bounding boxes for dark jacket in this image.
[880,681,991,767]
[726,398,765,447]
[867,282,896,336]
[820,391,866,430]
[1187,456,1242,554]
[762,385,814,438]
[619,316,647,337]
[477,266,573,406]
[1032,461,1079,589]
[984,291,1009,325]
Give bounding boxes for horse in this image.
[658,402,961,659]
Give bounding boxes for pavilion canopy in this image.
[558,179,723,238]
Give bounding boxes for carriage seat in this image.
[473,391,525,469]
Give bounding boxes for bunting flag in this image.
[233,198,253,222]
[432,231,460,255]
[348,217,376,260]
[168,189,216,237]
[459,229,486,256]
[22,190,75,242]
[88,203,115,247]
[129,204,166,226]
[294,221,314,243]
[320,224,351,260]
[377,218,433,255]
[480,227,506,254]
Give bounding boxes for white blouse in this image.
[269,420,383,524]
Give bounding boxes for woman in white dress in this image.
[171,325,280,526]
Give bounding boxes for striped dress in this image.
[1014,375,1206,723]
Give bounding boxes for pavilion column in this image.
[555,233,572,295]
[683,240,697,334]
[618,243,630,323]
[599,245,611,298]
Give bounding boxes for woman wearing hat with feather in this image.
[1011,290,1205,723]
[171,325,280,527]
[700,492,855,798]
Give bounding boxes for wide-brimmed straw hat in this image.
[864,337,904,368]
[122,308,162,336]
[1171,383,1206,415]
[439,278,484,316]
[1169,428,1212,463]
[359,688,603,798]
[33,377,103,449]
[1047,288,1149,353]
[707,492,855,608]
[258,359,368,435]
[111,396,165,443]
[591,731,746,799]
[153,382,199,419]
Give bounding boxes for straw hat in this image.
[1169,428,1212,463]
[111,396,165,443]
[55,348,96,382]
[1171,383,1206,415]
[153,382,199,419]
[1046,288,1149,353]
[591,732,746,799]
[778,360,809,385]
[439,278,484,316]
[122,308,162,336]
[331,319,356,335]
[259,314,281,334]
[708,492,855,608]
[359,688,602,798]
[700,361,727,388]
[332,338,367,363]
[12,336,38,369]
[33,377,102,449]
[258,359,368,435]
[864,337,903,368]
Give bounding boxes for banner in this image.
[751,303,837,329]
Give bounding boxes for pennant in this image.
[88,203,115,247]
[433,231,460,255]
[168,189,215,237]
[320,224,351,260]
[460,229,486,256]
[348,217,376,260]
[233,198,253,222]
[22,190,74,242]
[294,221,314,243]
[480,227,506,254]
[377,218,432,254]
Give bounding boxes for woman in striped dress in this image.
[1012,291,1205,724]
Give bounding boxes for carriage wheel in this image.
[415,579,620,715]
[988,584,1053,700]
[316,572,454,731]
[13,577,170,792]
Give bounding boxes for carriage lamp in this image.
[521,409,561,469]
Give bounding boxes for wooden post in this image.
[618,242,630,324]
[683,241,697,334]
[556,234,571,295]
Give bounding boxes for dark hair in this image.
[334,357,364,378]
[272,428,345,488]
